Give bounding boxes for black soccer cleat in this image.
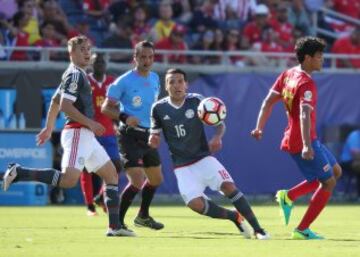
[134,216,164,230]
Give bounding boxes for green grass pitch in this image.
[0,204,359,257]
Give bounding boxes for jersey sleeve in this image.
[150,103,162,134]
[106,79,124,103]
[270,72,285,95]
[51,86,61,104]
[61,71,83,102]
[298,81,316,110]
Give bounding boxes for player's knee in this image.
[333,164,342,180]
[220,182,236,196]
[321,176,337,191]
[187,198,205,214]
[148,174,163,186]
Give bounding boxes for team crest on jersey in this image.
[323,164,330,172]
[68,82,78,93]
[185,109,195,119]
[78,157,85,165]
[132,96,142,107]
[304,90,312,101]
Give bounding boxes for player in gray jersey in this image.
[2,36,130,237]
[149,68,269,239]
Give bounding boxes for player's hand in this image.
[88,120,105,136]
[126,116,140,127]
[36,127,53,146]
[148,133,160,148]
[251,129,263,140]
[209,136,222,153]
[302,145,314,160]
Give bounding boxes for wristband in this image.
[118,113,129,123]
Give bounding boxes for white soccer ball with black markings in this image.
[197,97,227,126]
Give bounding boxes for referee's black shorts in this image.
[118,125,161,169]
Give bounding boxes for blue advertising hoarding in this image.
[0,131,53,170]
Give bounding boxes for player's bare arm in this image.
[300,104,314,160]
[209,122,225,153]
[101,98,140,127]
[251,91,281,140]
[60,98,105,136]
[148,133,161,148]
[36,97,60,146]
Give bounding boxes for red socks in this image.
[297,188,331,231]
[80,171,94,205]
[287,180,320,202]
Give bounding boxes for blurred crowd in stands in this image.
[0,0,359,68]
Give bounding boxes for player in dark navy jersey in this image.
[2,36,130,237]
[149,68,269,240]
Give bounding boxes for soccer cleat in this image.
[233,212,252,239]
[255,229,270,240]
[134,216,164,230]
[94,194,107,213]
[86,210,98,217]
[291,228,324,240]
[106,225,137,237]
[3,163,19,191]
[275,190,294,225]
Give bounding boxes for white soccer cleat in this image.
[106,225,137,237]
[255,230,270,240]
[3,163,19,191]
[234,213,252,239]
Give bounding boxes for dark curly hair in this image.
[295,36,326,63]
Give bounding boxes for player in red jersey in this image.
[251,37,342,240]
[81,53,122,216]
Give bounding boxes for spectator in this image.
[288,0,314,36]
[331,28,360,69]
[34,21,62,47]
[19,0,41,44]
[82,0,111,31]
[8,11,31,61]
[189,0,218,34]
[269,3,294,51]
[101,18,132,63]
[155,24,188,63]
[251,26,284,66]
[222,29,245,66]
[150,0,176,42]
[214,0,257,24]
[34,21,67,61]
[108,0,133,23]
[171,0,192,24]
[340,129,360,200]
[131,5,152,45]
[41,0,71,41]
[67,16,95,45]
[192,29,218,64]
[328,0,360,19]
[243,4,270,44]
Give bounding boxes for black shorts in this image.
[118,125,161,169]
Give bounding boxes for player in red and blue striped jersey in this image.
[252,37,342,240]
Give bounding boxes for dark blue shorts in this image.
[291,140,337,182]
[96,135,120,161]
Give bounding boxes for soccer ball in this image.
[197,97,227,126]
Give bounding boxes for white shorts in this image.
[174,156,234,204]
[61,128,110,173]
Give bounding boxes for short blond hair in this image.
[67,35,89,52]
